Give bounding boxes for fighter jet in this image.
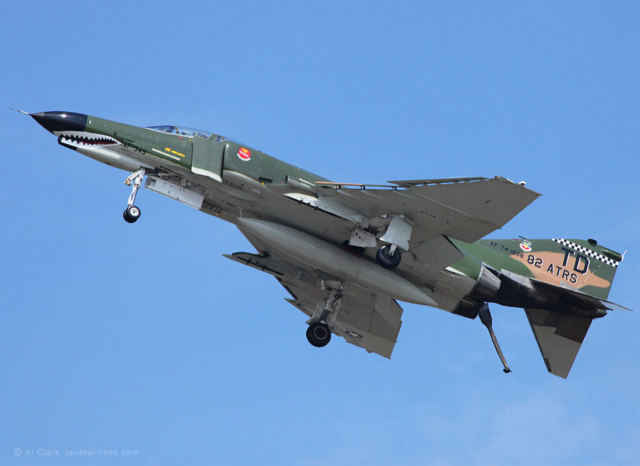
[20,109,632,378]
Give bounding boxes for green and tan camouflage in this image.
[22,110,632,379]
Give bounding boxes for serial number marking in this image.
[490,242,524,257]
[122,142,146,155]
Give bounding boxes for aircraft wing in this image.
[226,226,404,358]
[289,176,540,244]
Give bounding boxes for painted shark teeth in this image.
[58,131,119,148]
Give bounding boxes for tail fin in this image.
[480,237,624,300]
[525,239,626,378]
[548,238,622,300]
[479,237,629,378]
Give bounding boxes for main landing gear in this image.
[374,215,411,269]
[305,280,342,349]
[306,323,331,347]
[123,168,146,223]
[376,244,402,269]
[478,303,511,374]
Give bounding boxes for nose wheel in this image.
[123,168,146,223]
[123,205,142,223]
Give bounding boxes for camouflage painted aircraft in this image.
[19,109,632,378]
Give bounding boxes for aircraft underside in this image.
[22,109,632,379]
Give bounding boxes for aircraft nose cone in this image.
[31,111,87,133]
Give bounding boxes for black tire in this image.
[306,322,332,348]
[376,244,401,269]
[123,205,141,223]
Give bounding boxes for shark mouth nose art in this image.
[58,131,120,149]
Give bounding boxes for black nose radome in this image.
[31,111,87,133]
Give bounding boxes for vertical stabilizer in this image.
[479,238,624,300]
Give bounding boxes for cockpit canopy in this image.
[146,125,226,142]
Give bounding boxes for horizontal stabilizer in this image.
[530,277,633,312]
[525,308,593,379]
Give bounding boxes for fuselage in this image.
[26,110,629,377]
[31,111,618,317]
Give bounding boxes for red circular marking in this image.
[238,147,251,161]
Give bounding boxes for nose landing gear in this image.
[123,205,141,223]
[123,168,146,223]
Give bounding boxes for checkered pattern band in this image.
[552,239,620,268]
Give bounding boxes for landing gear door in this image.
[192,137,224,182]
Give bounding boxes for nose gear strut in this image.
[123,168,146,223]
[478,303,512,374]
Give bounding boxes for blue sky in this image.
[1,1,639,465]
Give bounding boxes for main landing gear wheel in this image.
[376,244,402,269]
[306,322,332,348]
[123,205,141,223]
